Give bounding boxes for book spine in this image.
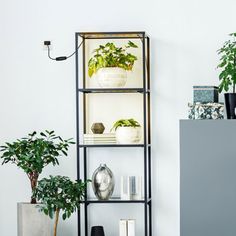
[121,176,130,200]
[129,176,142,200]
[128,219,135,236]
[119,219,128,236]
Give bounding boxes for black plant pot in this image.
[225,93,236,119]
[91,226,105,236]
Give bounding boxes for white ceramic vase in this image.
[96,67,127,88]
[116,127,141,144]
[17,203,51,236]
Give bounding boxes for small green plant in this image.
[218,33,236,93]
[33,175,90,236]
[111,118,141,131]
[0,130,74,203]
[88,41,138,77]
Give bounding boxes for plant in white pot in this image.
[88,41,138,88]
[0,130,74,236]
[33,175,90,236]
[111,118,141,144]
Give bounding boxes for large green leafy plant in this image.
[0,130,74,203]
[218,33,236,93]
[88,41,138,77]
[111,118,141,131]
[33,175,89,236]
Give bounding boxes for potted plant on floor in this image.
[33,175,90,236]
[218,32,236,119]
[111,118,141,144]
[88,41,138,88]
[0,130,74,236]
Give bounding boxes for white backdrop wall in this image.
[0,0,235,235]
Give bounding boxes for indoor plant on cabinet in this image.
[88,41,138,88]
[0,130,74,236]
[218,32,236,119]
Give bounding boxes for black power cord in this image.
[46,39,84,61]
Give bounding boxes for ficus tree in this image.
[33,175,90,236]
[0,130,74,203]
[88,41,138,77]
[218,32,236,93]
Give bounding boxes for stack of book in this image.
[83,133,116,144]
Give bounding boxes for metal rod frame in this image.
[75,31,152,236]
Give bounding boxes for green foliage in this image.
[33,175,90,220]
[0,130,74,175]
[111,118,141,131]
[218,33,236,93]
[88,41,138,77]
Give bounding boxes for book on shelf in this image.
[83,133,116,144]
[128,219,135,236]
[121,176,142,200]
[119,219,128,236]
[119,219,135,236]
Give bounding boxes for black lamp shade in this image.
[91,226,105,236]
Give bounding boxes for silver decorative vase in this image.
[92,164,115,200]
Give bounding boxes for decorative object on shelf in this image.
[91,123,105,134]
[83,133,116,144]
[121,176,142,200]
[0,130,74,204]
[91,226,105,236]
[188,103,224,119]
[217,32,236,119]
[193,86,219,103]
[92,164,115,200]
[88,41,138,88]
[111,118,141,144]
[33,175,90,236]
[119,219,135,236]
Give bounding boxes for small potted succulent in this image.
[0,130,74,236]
[111,118,141,144]
[88,41,138,88]
[33,175,90,236]
[218,32,236,119]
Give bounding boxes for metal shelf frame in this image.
[75,31,152,236]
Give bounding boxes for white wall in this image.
[0,0,235,235]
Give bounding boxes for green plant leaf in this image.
[88,41,138,77]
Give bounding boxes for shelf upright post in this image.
[147,36,152,236]
[75,32,81,236]
[82,36,89,236]
[142,32,148,236]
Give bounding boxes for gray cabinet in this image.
[180,120,236,236]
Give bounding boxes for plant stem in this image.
[28,172,39,204]
[54,209,60,236]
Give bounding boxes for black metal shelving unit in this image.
[75,31,152,236]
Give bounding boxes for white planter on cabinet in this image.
[116,127,141,144]
[96,67,127,88]
[17,203,51,236]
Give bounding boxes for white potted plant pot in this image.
[17,203,51,236]
[116,127,141,144]
[96,67,127,88]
